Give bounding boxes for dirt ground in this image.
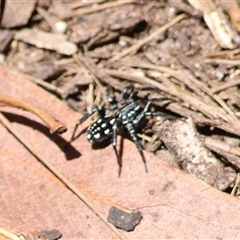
[2,0,240,239]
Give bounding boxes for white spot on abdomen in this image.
[97,119,102,123]
[110,118,115,125]
[94,133,100,139]
[104,129,110,135]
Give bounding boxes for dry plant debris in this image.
[1,0,36,28]
[188,0,238,49]
[2,0,240,238]
[2,59,240,239]
[14,28,77,56]
[0,95,67,134]
[0,227,62,240]
[156,118,236,190]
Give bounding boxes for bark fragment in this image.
[156,118,236,190]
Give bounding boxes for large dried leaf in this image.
[1,65,240,239]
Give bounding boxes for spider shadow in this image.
[2,111,81,160]
[92,134,124,168]
[71,127,87,142]
[72,122,125,170]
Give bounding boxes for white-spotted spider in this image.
[71,85,173,176]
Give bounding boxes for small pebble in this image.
[0,54,5,63]
[55,21,67,33]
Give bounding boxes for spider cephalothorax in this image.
[71,85,171,176]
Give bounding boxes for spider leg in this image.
[136,100,175,120]
[126,123,148,173]
[111,119,122,177]
[145,110,176,119]
[71,106,105,141]
[129,88,139,102]
[129,86,159,102]
[134,101,152,125]
[121,85,134,105]
[106,87,119,111]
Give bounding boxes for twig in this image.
[231,173,240,196]
[69,0,105,10]
[90,65,240,137]
[0,113,126,240]
[109,14,186,61]
[196,118,240,137]
[0,227,20,240]
[111,57,240,127]
[36,7,58,33]
[87,83,94,113]
[73,52,105,95]
[18,70,65,98]
[58,0,137,20]
[211,79,240,94]
[189,0,237,49]
[102,68,238,124]
[0,95,67,134]
[203,49,240,58]
[205,136,240,171]
[205,136,240,157]
[204,58,240,66]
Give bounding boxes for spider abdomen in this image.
[87,116,115,143]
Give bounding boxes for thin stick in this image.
[59,0,137,20]
[211,79,240,94]
[17,71,65,97]
[110,14,186,61]
[110,57,240,127]
[0,113,126,240]
[36,7,58,33]
[0,227,20,240]
[231,173,240,195]
[0,95,67,134]
[69,0,105,10]
[73,53,105,95]
[204,58,240,66]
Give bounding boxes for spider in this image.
[71,85,172,176]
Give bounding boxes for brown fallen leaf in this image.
[1,65,240,238]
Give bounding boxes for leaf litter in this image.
[1,0,240,239]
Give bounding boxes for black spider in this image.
[71,85,172,176]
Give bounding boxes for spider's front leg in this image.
[106,86,119,111]
[71,106,105,141]
[120,85,134,106]
[137,100,175,121]
[126,123,148,173]
[111,118,122,177]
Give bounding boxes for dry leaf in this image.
[1,65,240,238]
